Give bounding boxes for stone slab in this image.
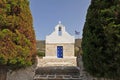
[37,57,77,67]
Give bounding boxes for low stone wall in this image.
[37,57,77,67]
[7,64,36,80]
[0,66,7,80]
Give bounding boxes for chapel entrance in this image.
[57,46,63,58]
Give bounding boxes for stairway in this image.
[34,66,81,80]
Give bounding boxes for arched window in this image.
[58,26,62,36]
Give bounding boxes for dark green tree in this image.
[0,0,36,79]
[82,0,120,79]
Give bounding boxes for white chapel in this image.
[42,21,76,66]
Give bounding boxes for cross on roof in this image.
[59,21,61,24]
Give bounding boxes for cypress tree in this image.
[82,0,120,79]
[0,0,36,79]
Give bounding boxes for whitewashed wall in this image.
[46,23,75,44]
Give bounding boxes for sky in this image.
[29,0,91,40]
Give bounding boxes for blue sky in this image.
[29,0,91,40]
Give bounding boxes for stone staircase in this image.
[34,66,81,80]
[34,56,98,80]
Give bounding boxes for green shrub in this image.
[82,0,120,79]
[0,0,36,70]
[37,51,45,57]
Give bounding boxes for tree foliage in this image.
[82,0,120,79]
[0,0,36,69]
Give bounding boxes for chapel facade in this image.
[43,22,76,66]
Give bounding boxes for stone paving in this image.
[34,66,81,80]
[34,56,98,80]
[37,56,77,67]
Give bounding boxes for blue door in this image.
[57,46,63,58]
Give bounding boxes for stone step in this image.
[37,57,77,67]
[35,66,80,75]
[34,75,82,80]
[34,66,80,80]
